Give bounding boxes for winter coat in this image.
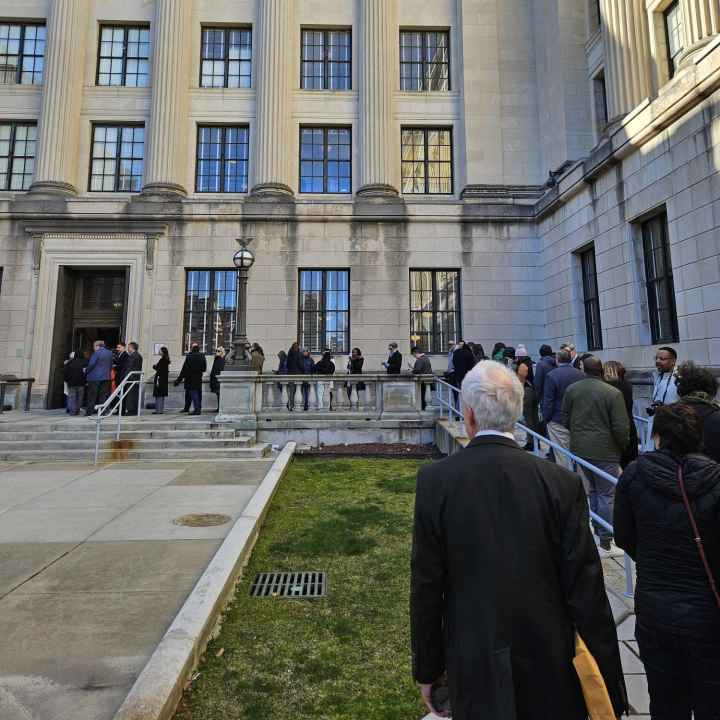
[175,350,207,391]
[152,356,169,397]
[412,355,433,374]
[452,345,476,385]
[614,450,720,641]
[314,357,335,375]
[521,381,540,433]
[386,350,402,375]
[682,398,720,463]
[607,377,639,468]
[541,363,584,425]
[412,435,627,719]
[209,355,225,394]
[63,357,87,387]
[286,349,304,375]
[347,356,365,391]
[301,356,315,375]
[86,347,113,382]
[250,350,264,373]
[533,355,557,404]
[563,376,630,463]
[114,351,130,384]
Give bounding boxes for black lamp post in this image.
[228,237,255,370]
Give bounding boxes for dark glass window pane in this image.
[298,269,350,353]
[201,27,252,88]
[301,29,351,90]
[664,1,684,78]
[400,30,449,91]
[97,25,150,87]
[409,269,461,353]
[89,124,144,192]
[401,127,452,195]
[195,125,249,193]
[580,247,603,351]
[0,122,37,190]
[184,270,237,354]
[1,23,45,85]
[299,126,351,194]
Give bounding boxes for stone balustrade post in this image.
[29,0,88,196]
[141,0,192,199]
[600,0,651,120]
[357,0,399,197]
[251,0,294,197]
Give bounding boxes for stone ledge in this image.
[111,442,296,720]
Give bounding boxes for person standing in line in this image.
[675,361,720,462]
[286,342,304,411]
[560,342,582,369]
[63,351,86,416]
[300,349,315,411]
[533,344,556,406]
[122,342,143,415]
[346,347,365,406]
[603,360,639,468]
[209,346,225,413]
[614,403,720,719]
[384,342,402,374]
[563,356,629,555]
[649,346,680,418]
[85,340,113,415]
[411,360,627,719]
[174,342,207,415]
[250,343,265,373]
[114,341,130,386]
[445,341,456,384]
[542,348,585,470]
[515,357,539,450]
[491,342,506,363]
[152,347,170,414]
[411,347,433,411]
[314,350,335,410]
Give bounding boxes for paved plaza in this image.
[0,458,274,720]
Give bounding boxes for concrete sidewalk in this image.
[0,458,275,720]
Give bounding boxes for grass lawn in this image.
[174,457,429,720]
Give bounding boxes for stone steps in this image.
[0,429,241,441]
[0,437,256,451]
[0,445,271,462]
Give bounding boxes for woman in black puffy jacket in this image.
[614,403,720,720]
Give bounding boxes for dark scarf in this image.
[683,391,720,411]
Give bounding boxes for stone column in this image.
[357,0,398,197]
[141,0,192,199]
[251,0,294,197]
[29,0,88,196]
[680,0,720,60]
[600,0,651,119]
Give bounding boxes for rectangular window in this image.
[97,25,150,87]
[0,22,45,85]
[401,127,453,194]
[579,247,603,351]
[89,124,144,192]
[664,1,684,78]
[200,27,252,88]
[300,29,351,90]
[195,125,249,193]
[593,70,608,137]
[299,126,351,193]
[642,213,679,344]
[0,122,37,191]
[298,269,350,354]
[409,269,461,354]
[183,270,237,354]
[400,30,449,91]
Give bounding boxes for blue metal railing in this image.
[435,378,637,598]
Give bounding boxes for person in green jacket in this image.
[562,356,629,556]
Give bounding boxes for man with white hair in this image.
[410,360,626,719]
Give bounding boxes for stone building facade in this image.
[0,0,719,407]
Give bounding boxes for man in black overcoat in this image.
[122,342,143,415]
[411,359,627,720]
[174,343,207,415]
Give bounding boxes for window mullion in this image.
[320,270,327,351]
[424,130,429,193]
[219,127,226,191]
[324,31,329,90]
[224,29,230,88]
[114,128,121,191]
[422,32,427,91]
[323,128,328,193]
[6,124,16,191]
[17,25,25,84]
[121,28,128,85]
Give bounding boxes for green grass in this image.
[174,457,429,720]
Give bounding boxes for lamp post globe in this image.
[233,246,255,270]
[229,238,255,370]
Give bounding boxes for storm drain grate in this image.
[250,571,327,599]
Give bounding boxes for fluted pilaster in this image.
[142,0,191,199]
[251,0,294,197]
[601,0,651,119]
[29,0,88,196]
[680,0,720,63]
[357,0,398,197]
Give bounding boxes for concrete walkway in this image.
[0,458,275,720]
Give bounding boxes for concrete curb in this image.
[112,442,296,720]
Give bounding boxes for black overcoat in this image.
[176,351,207,391]
[152,356,170,397]
[411,435,627,720]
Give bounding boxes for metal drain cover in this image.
[251,571,327,599]
[173,513,232,527]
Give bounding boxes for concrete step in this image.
[0,420,231,433]
[0,429,241,441]
[0,444,271,461]
[0,437,256,451]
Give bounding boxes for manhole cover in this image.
[173,513,232,527]
[250,571,327,599]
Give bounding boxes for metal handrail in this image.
[634,413,654,452]
[93,371,144,464]
[434,378,637,597]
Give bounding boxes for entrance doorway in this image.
[48,267,128,409]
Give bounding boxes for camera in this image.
[646,402,663,417]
